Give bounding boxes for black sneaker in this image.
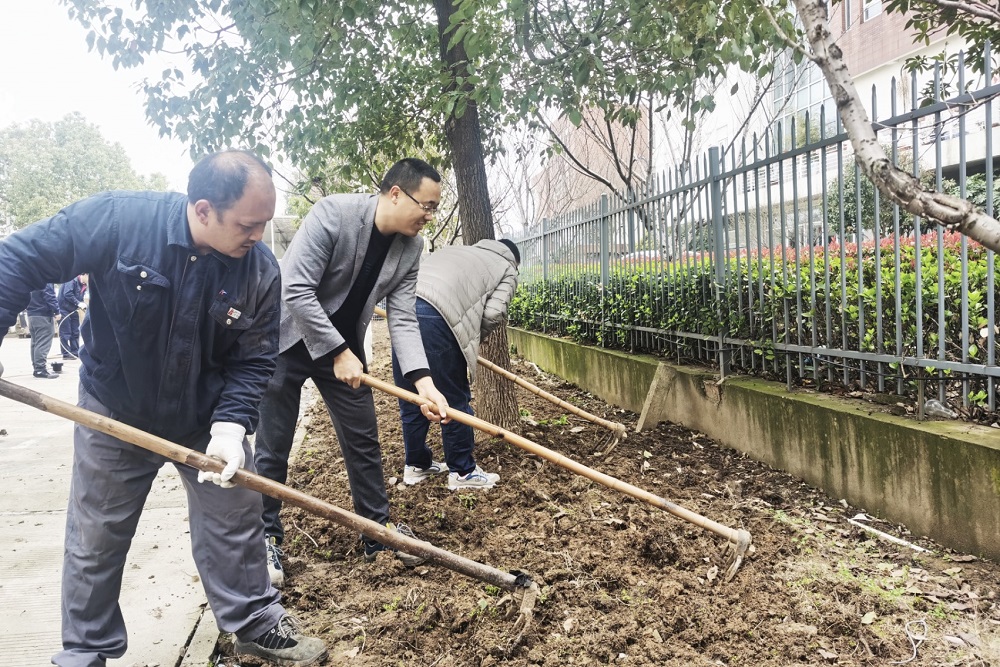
[33,370,58,379]
[234,614,328,666]
[363,522,426,567]
[266,536,285,588]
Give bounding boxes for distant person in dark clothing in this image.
[58,274,87,359]
[25,284,61,378]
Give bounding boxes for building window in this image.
[771,52,836,150]
[863,0,882,21]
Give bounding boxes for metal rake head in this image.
[597,423,629,455]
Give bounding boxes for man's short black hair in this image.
[188,150,272,213]
[498,238,520,265]
[379,158,441,194]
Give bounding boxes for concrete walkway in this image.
[1,334,217,666]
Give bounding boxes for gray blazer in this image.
[279,193,429,375]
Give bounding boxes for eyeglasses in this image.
[400,188,439,215]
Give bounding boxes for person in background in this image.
[254,157,450,589]
[58,274,87,359]
[0,149,327,667]
[25,283,62,378]
[392,239,519,490]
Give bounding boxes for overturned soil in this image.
[227,321,1000,666]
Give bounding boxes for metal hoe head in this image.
[721,529,753,582]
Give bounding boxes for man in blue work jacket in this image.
[0,150,327,667]
[25,283,62,377]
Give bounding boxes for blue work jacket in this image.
[26,283,60,317]
[0,191,281,443]
[58,277,85,314]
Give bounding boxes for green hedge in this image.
[509,231,999,405]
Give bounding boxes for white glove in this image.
[197,422,246,488]
[79,302,88,311]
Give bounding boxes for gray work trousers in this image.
[254,341,389,545]
[27,315,55,373]
[53,387,284,667]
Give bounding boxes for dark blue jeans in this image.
[59,311,80,358]
[391,299,477,476]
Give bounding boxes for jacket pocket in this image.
[209,297,255,331]
[117,258,171,326]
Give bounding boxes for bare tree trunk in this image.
[474,329,520,432]
[789,0,1000,252]
[435,0,520,429]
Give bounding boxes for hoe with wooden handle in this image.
[373,306,628,449]
[0,377,539,643]
[364,373,752,581]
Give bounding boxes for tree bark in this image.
[434,0,520,430]
[474,330,521,432]
[791,0,1000,253]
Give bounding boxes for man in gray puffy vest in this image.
[392,238,520,490]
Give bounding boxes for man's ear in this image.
[193,199,214,224]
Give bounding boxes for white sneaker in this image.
[403,461,449,485]
[265,536,285,589]
[448,466,500,490]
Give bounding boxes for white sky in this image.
[0,0,194,191]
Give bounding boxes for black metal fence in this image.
[514,46,999,415]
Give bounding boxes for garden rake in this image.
[363,373,752,582]
[0,377,541,642]
[475,355,628,453]
[373,306,628,452]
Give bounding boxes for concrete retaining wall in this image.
[508,328,1000,560]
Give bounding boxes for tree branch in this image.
[915,0,1000,23]
[790,0,1000,252]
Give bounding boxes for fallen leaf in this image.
[958,632,982,647]
[345,646,360,658]
[946,554,977,563]
[778,622,818,636]
[818,649,838,660]
[569,426,585,433]
[861,611,877,625]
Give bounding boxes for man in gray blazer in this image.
[254,158,449,588]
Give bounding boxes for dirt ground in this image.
[223,321,1000,666]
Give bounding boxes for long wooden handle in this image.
[373,306,626,436]
[0,378,531,592]
[474,356,627,437]
[363,373,748,546]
